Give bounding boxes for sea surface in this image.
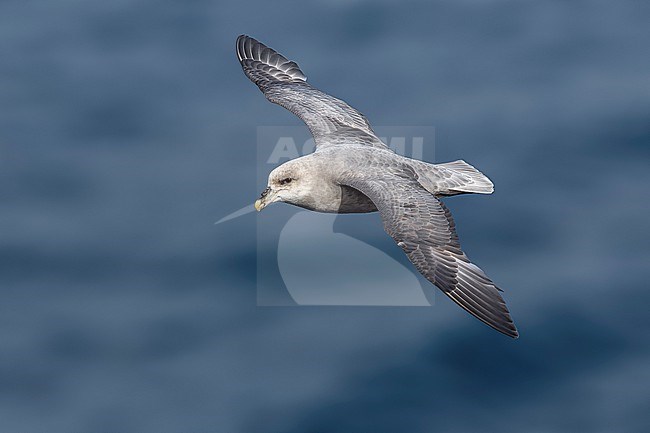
[1,1,649,432]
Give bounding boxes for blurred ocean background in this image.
[1,0,649,432]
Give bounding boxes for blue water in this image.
[1,1,649,432]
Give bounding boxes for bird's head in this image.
[254,159,314,211]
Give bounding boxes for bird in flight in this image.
[236,35,518,338]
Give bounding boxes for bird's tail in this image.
[435,160,494,195]
[412,159,495,196]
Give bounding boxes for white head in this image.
[254,158,318,211]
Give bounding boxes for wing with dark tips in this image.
[343,174,519,338]
[236,35,388,150]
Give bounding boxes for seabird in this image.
[236,35,518,338]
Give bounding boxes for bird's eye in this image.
[279,177,293,185]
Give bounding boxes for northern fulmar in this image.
[237,35,518,338]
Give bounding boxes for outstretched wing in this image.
[236,35,389,150]
[344,174,518,338]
